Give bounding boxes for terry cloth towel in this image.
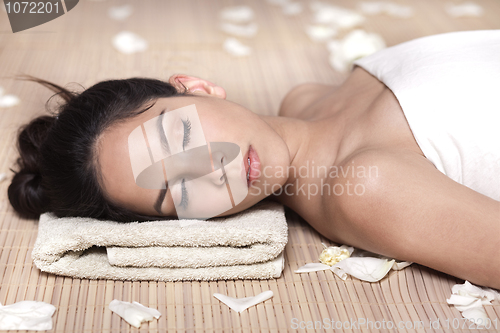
[32,200,287,281]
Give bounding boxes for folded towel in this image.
[32,200,288,281]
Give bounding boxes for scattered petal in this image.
[213,291,273,313]
[295,262,331,273]
[109,300,160,328]
[220,22,258,37]
[327,29,385,72]
[0,94,20,108]
[331,257,395,282]
[108,5,133,20]
[220,6,254,23]
[445,2,483,17]
[358,2,385,15]
[0,173,6,182]
[0,301,56,331]
[282,2,303,16]
[305,25,338,42]
[358,2,413,18]
[223,38,252,57]
[462,305,488,324]
[319,245,353,266]
[447,281,498,324]
[392,261,413,270]
[112,31,148,54]
[266,0,291,6]
[384,3,413,18]
[452,281,496,304]
[310,2,365,29]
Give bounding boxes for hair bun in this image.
[8,115,55,218]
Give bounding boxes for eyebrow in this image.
[154,109,170,215]
[157,109,170,155]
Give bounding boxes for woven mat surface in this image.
[0,0,499,332]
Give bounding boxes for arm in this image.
[326,149,500,289]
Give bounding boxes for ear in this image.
[168,74,226,99]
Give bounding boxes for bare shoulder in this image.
[278,83,338,119]
[322,148,500,288]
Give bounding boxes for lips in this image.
[245,145,260,187]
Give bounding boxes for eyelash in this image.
[177,117,191,211]
[179,178,188,210]
[182,118,191,151]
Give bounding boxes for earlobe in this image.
[168,74,227,99]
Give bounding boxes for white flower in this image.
[219,6,254,23]
[108,300,160,328]
[0,87,20,108]
[214,291,273,313]
[223,38,252,57]
[319,244,353,266]
[445,2,483,17]
[108,5,133,21]
[296,243,412,283]
[310,2,365,29]
[220,22,258,38]
[112,31,148,54]
[327,29,385,72]
[305,25,338,42]
[447,281,500,324]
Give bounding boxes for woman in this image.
[8,30,500,289]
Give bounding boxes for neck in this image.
[259,112,346,206]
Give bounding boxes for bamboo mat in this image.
[1,0,500,332]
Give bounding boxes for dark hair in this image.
[8,76,189,221]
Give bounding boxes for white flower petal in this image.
[295,262,331,273]
[282,2,303,16]
[305,25,338,42]
[0,94,20,108]
[220,22,258,38]
[453,281,496,303]
[267,0,291,6]
[462,305,488,324]
[447,294,481,311]
[108,5,133,20]
[223,38,252,57]
[447,281,498,324]
[392,261,412,270]
[0,301,56,330]
[310,3,364,29]
[112,31,148,54]
[331,257,395,282]
[384,3,414,18]
[358,2,385,15]
[219,6,254,23]
[445,2,483,17]
[213,290,273,313]
[109,300,160,328]
[327,29,385,72]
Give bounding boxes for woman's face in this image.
[97,93,290,219]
